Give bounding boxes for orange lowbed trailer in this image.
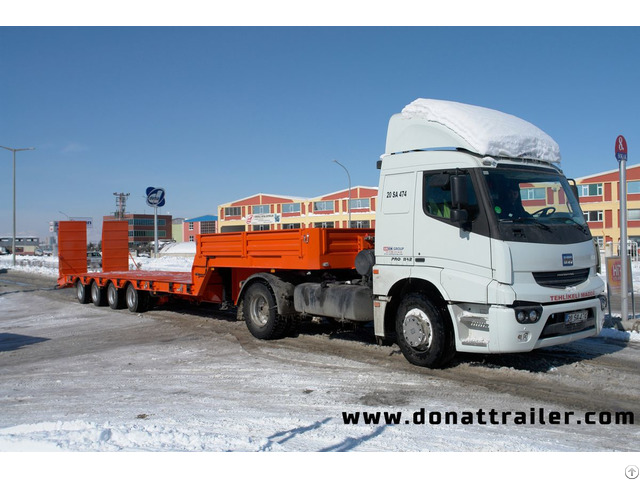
[57,221,375,336]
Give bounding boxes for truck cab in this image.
[373,99,606,367]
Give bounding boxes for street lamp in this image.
[0,145,35,266]
[333,159,352,228]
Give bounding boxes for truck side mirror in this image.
[450,174,470,229]
[451,174,468,208]
[450,208,468,225]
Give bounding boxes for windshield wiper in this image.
[561,217,590,235]
[503,216,552,231]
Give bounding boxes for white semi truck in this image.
[369,99,606,367]
[60,98,606,369]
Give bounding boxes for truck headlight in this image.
[514,304,543,324]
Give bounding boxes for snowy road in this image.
[1,268,639,477]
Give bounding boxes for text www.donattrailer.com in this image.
[342,408,634,426]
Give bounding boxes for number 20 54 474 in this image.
[386,190,407,199]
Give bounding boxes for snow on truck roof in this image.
[385,98,561,163]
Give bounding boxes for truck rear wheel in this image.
[395,293,454,368]
[243,282,287,340]
[126,283,150,313]
[107,282,126,310]
[76,280,90,304]
[91,281,107,307]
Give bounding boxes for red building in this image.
[217,187,378,232]
[182,215,218,242]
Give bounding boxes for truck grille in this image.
[532,268,590,288]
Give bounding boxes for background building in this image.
[576,163,640,255]
[0,236,40,255]
[103,213,173,247]
[183,215,218,241]
[172,218,185,242]
[217,187,377,233]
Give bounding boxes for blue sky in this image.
[1,26,639,240]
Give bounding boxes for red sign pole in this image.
[617,135,629,322]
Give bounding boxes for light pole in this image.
[0,145,35,266]
[333,160,352,228]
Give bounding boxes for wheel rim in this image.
[249,293,270,326]
[77,282,83,300]
[91,283,99,302]
[126,286,136,308]
[108,285,116,305]
[402,308,433,350]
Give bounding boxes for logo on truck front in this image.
[562,253,574,267]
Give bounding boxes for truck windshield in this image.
[483,167,591,244]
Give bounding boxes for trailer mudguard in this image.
[238,273,296,316]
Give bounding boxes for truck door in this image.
[414,170,493,304]
[376,171,415,266]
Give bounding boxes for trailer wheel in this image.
[395,293,454,368]
[91,281,107,307]
[107,282,126,310]
[243,282,287,340]
[126,283,150,313]
[76,280,91,304]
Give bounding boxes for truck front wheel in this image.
[395,293,454,368]
[243,282,287,340]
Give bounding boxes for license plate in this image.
[565,310,588,325]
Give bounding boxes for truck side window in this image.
[424,174,452,219]
[423,172,479,221]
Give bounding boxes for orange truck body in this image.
[57,221,374,306]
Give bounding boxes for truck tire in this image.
[76,280,90,304]
[91,281,107,307]
[243,282,287,340]
[126,283,150,313]
[395,293,454,368]
[107,282,126,310]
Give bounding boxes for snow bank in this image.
[0,254,194,275]
[0,255,58,278]
[401,99,561,162]
[159,242,196,255]
[599,326,640,342]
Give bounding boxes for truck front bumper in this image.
[451,296,605,354]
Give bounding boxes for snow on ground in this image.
[0,254,638,479]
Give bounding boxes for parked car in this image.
[87,251,102,267]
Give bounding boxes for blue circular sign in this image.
[146,187,166,207]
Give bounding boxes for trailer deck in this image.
[57,220,374,307]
